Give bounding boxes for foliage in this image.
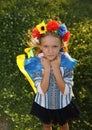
[0,0,92,129]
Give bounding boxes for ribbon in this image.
[16,47,38,93]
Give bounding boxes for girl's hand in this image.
[51,53,61,70]
[41,57,50,71]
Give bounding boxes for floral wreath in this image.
[27,20,71,48]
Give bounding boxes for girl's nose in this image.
[48,48,53,53]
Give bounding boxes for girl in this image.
[17,20,80,130]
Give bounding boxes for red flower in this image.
[32,28,41,38]
[46,20,60,31]
[63,31,71,42]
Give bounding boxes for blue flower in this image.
[57,24,67,37]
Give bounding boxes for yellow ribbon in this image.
[16,47,37,93]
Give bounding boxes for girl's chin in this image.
[47,56,57,61]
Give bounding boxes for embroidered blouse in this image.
[25,52,77,110]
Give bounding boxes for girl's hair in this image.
[40,32,63,44]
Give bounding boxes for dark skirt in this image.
[30,100,80,126]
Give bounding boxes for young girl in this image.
[17,20,80,130]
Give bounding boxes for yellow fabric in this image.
[24,47,34,58]
[16,53,37,93]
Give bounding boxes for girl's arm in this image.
[53,69,65,94]
[51,54,66,94]
[51,66,66,94]
[51,54,74,95]
[40,69,50,94]
[40,57,50,94]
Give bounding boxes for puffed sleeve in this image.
[24,57,44,94]
[32,71,44,95]
[60,52,77,95]
[63,68,74,95]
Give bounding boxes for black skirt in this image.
[30,100,80,126]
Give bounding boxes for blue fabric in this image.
[24,53,77,78]
[61,53,77,70]
[24,57,43,77]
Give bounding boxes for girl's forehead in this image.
[41,35,61,44]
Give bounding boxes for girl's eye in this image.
[42,45,58,48]
[43,45,48,48]
[53,46,58,48]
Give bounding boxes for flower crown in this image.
[27,20,71,46]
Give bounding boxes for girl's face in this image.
[40,35,61,61]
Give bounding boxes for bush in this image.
[0,0,92,129]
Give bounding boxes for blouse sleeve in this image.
[63,68,74,95]
[32,71,44,95]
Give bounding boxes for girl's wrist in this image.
[52,67,61,74]
[44,67,50,72]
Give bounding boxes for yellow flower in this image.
[36,21,47,34]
